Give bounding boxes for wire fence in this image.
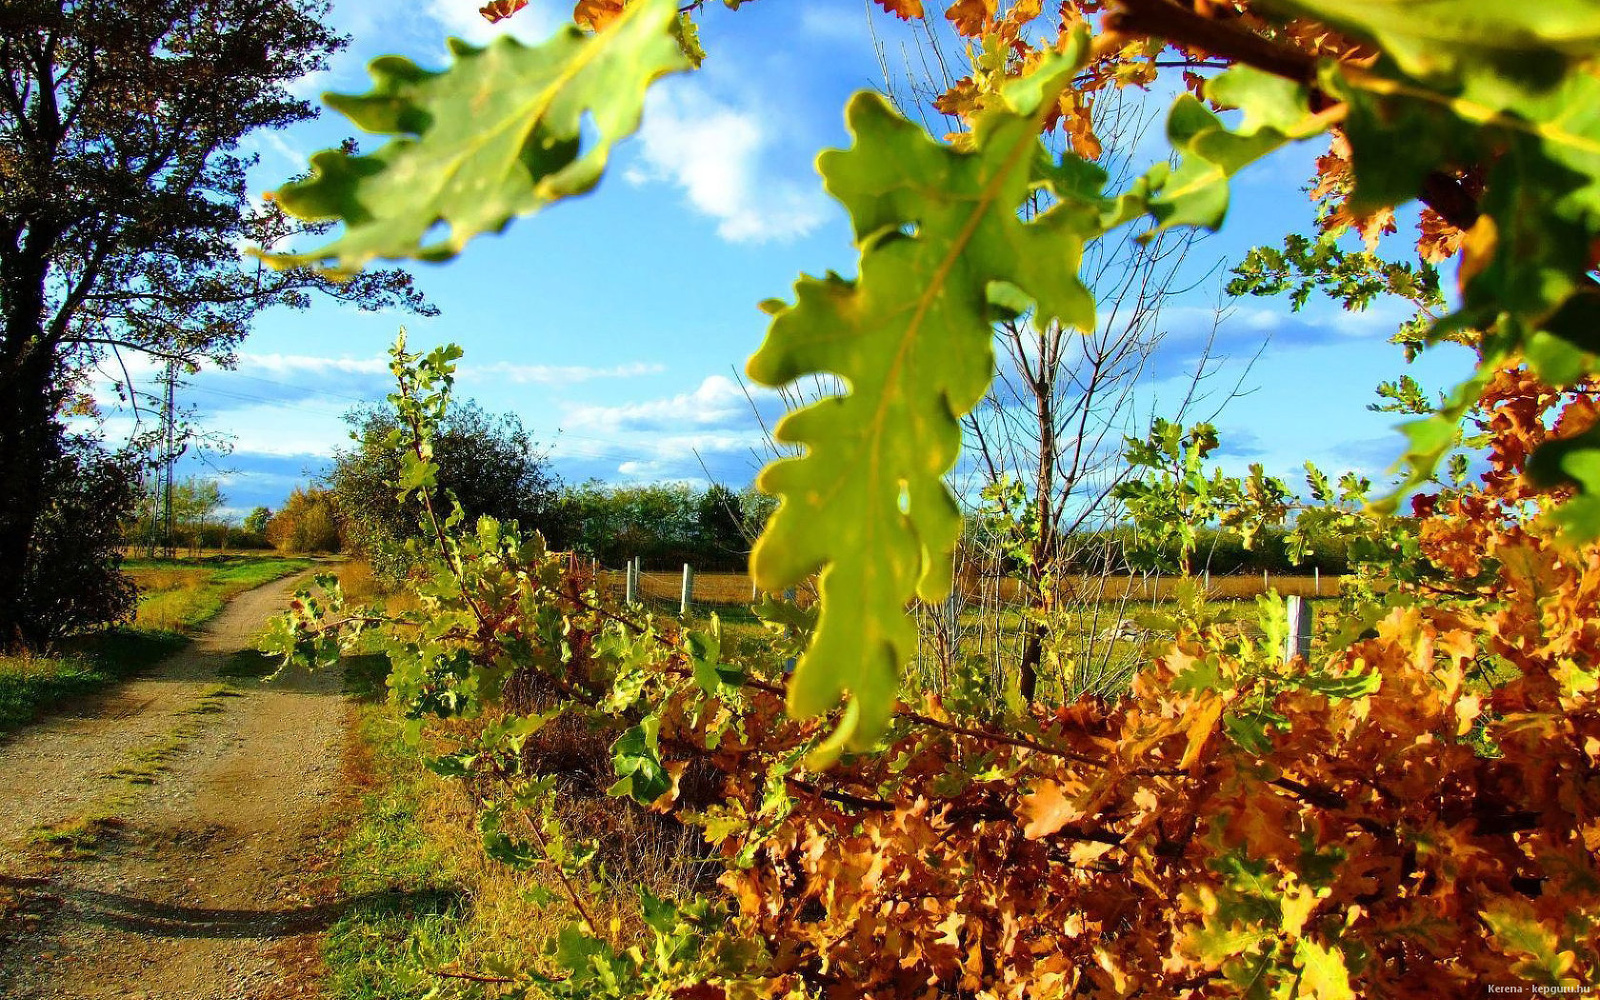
[590,561,1342,610]
[587,555,1342,704]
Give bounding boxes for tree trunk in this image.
[0,347,60,645]
[1018,365,1058,705]
[0,233,63,645]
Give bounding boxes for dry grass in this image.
[125,565,212,593]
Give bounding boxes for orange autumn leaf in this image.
[1180,696,1223,770]
[946,0,994,37]
[480,0,528,23]
[1019,780,1081,839]
[873,0,925,19]
[574,0,625,31]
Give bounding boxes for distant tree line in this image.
[319,400,772,581]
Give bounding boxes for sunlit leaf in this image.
[747,34,1098,760]
[260,0,689,275]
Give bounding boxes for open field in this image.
[599,569,1347,608]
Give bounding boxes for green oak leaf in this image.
[1261,0,1600,92]
[1481,899,1578,985]
[1323,42,1600,527]
[259,0,689,275]
[746,32,1099,762]
[1142,67,1330,232]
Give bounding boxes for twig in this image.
[433,968,516,984]
[1101,0,1318,84]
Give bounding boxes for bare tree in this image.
[867,7,1249,704]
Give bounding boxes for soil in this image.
[0,570,350,1000]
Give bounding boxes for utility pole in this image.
[157,359,178,558]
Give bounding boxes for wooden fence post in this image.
[625,559,637,605]
[1284,595,1313,663]
[681,563,694,617]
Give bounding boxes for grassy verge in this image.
[0,554,314,736]
[316,563,591,999]
[321,663,479,1000]
[126,554,315,632]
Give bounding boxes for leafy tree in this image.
[559,481,753,569]
[694,483,747,558]
[0,0,432,641]
[170,478,225,554]
[265,486,339,554]
[242,506,273,536]
[566,481,697,566]
[329,399,563,579]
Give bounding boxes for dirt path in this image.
[0,570,349,1000]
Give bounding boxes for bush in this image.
[17,436,140,643]
[330,402,563,580]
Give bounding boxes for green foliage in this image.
[262,0,691,274]
[1139,67,1330,231]
[243,506,273,536]
[560,480,754,570]
[1114,419,1293,576]
[1259,0,1600,87]
[1228,230,1445,358]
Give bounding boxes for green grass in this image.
[0,554,314,736]
[323,660,476,1000]
[29,811,130,859]
[126,554,313,633]
[0,629,186,735]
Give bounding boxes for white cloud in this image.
[563,374,757,433]
[628,84,829,243]
[238,352,389,376]
[224,408,347,457]
[463,360,665,384]
[256,131,309,169]
[554,428,768,485]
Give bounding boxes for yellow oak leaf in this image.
[945,0,994,37]
[1019,780,1081,839]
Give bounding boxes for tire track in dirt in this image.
[0,569,351,1000]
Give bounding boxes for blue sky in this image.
[88,0,1475,517]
